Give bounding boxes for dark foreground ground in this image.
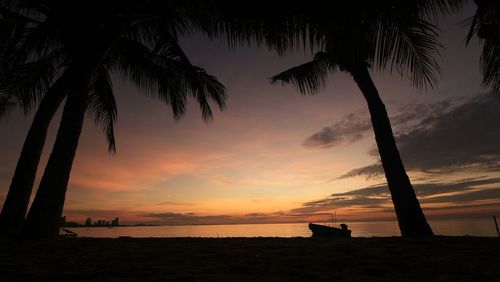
[1,236,499,281]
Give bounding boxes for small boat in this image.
[308,223,351,237]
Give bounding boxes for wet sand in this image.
[1,236,499,281]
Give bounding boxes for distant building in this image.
[111,217,119,226]
[85,217,92,227]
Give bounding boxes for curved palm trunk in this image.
[0,76,69,236]
[20,78,89,239]
[351,65,433,236]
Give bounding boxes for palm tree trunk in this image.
[0,75,69,236]
[351,65,433,236]
[20,75,90,239]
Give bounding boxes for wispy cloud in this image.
[141,211,298,225]
[61,177,500,224]
[291,177,500,217]
[303,100,454,150]
[64,209,131,220]
[394,95,500,173]
[309,94,500,179]
[339,164,383,179]
[303,113,371,148]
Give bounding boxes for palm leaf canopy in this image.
[466,0,500,94]
[0,0,226,152]
[270,0,465,93]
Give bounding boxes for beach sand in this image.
[1,236,499,281]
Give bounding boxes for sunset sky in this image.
[1,5,499,225]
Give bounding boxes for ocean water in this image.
[63,218,499,238]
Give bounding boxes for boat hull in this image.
[308,223,351,237]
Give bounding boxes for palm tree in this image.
[0,1,122,235]
[270,1,464,236]
[22,38,225,239]
[467,0,500,94]
[0,2,71,235]
[0,60,118,236]
[0,1,225,238]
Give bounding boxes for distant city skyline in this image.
[1,4,499,225]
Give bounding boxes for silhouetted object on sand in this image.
[59,228,77,238]
[309,223,351,238]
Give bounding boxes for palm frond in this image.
[87,66,117,153]
[481,39,500,94]
[19,20,64,62]
[123,23,162,51]
[0,55,59,113]
[110,38,186,111]
[153,32,225,120]
[0,0,50,65]
[110,36,225,121]
[464,14,479,44]
[184,66,225,121]
[375,18,441,90]
[271,52,332,95]
[463,0,500,94]
[415,0,466,21]
[203,1,312,55]
[0,92,14,119]
[0,0,48,23]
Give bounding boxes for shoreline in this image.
[2,236,499,281]
[58,219,500,238]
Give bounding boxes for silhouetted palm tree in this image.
[0,1,225,238]
[271,1,464,236]
[467,0,500,94]
[0,2,72,235]
[0,72,118,237]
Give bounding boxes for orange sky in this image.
[1,6,500,225]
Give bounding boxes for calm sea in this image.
[63,218,499,238]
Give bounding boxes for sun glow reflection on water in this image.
[63,218,499,238]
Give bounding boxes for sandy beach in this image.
[1,236,499,281]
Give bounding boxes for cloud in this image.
[330,94,500,178]
[142,211,309,225]
[303,113,371,148]
[64,209,130,220]
[303,100,454,149]
[339,164,384,179]
[245,212,269,217]
[291,185,389,214]
[292,177,500,215]
[142,212,262,225]
[143,212,232,224]
[395,95,500,172]
[64,177,500,224]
